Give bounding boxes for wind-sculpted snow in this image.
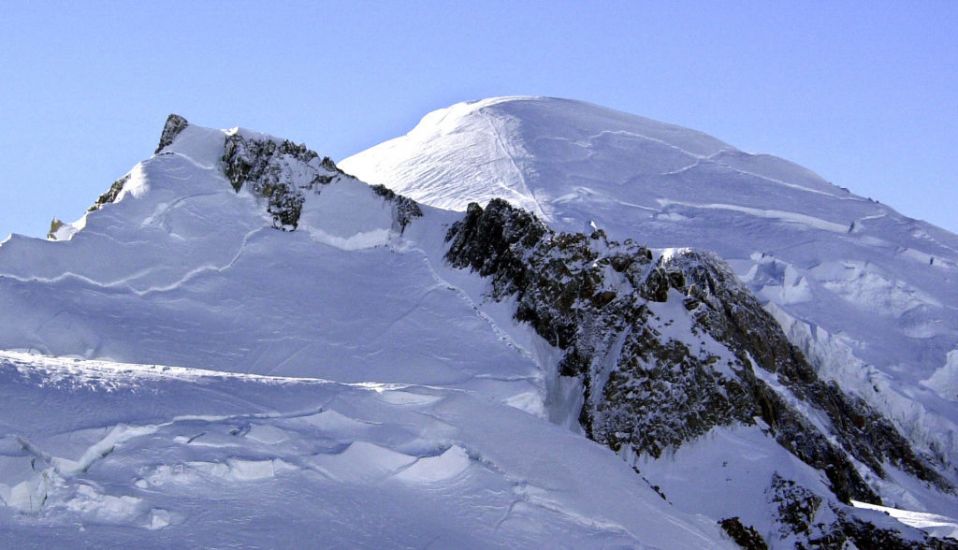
[0,352,729,548]
[341,96,958,477]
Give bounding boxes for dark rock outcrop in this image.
[370,184,422,234]
[812,507,958,549]
[444,198,954,545]
[47,218,64,240]
[719,517,768,550]
[221,134,330,230]
[219,132,422,233]
[667,250,949,492]
[767,474,822,537]
[88,174,131,212]
[155,114,189,154]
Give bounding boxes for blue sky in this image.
[1,1,956,238]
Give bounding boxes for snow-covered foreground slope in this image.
[341,96,958,473]
[0,352,725,548]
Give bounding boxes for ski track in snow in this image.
[477,107,549,221]
[410,245,540,368]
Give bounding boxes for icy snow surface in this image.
[852,498,958,541]
[342,96,958,470]
[0,352,726,547]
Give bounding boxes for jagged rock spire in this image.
[154,114,189,154]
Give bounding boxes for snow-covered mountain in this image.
[0,117,734,548]
[342,95,958,480]
[0,109,955,548]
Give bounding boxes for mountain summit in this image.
[342,95,958,473]
[0,106,956,547]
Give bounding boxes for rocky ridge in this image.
[444,198,956,548]
[96,115,424,235]
[340,97,958,484]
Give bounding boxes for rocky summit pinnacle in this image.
[154,113,189,154]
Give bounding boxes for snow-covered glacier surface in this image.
[0,352,728,548]
[0,120,731,547]
[342,96,958,469]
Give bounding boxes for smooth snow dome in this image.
[341,96,958,468]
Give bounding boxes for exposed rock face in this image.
[155,114,189,154]
[46,218,64,240]
[815,508,958,549]
[444,198,954,546]
[88,173,131,212]
[767,473,823,538]
[667,251,948,492]
[719,517,768,550]
[369,184,423,234]
[219,133,422,233]
[95,117,422,235]
[93,119,424,237]
[221,134,335,230]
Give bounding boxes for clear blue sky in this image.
[1,1,956,238]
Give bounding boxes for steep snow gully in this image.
[0,104,955,547]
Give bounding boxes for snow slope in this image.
[341,96,958,470]
[0,352,726,548]
[0,124,539,402]
[0,118,734,547]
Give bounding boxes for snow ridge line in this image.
[709,157,855,200]
[0,227,269,297]
[584,129,710,160]
[0,352,460,395]
[576,127,852,201]
[656,198,851,234]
